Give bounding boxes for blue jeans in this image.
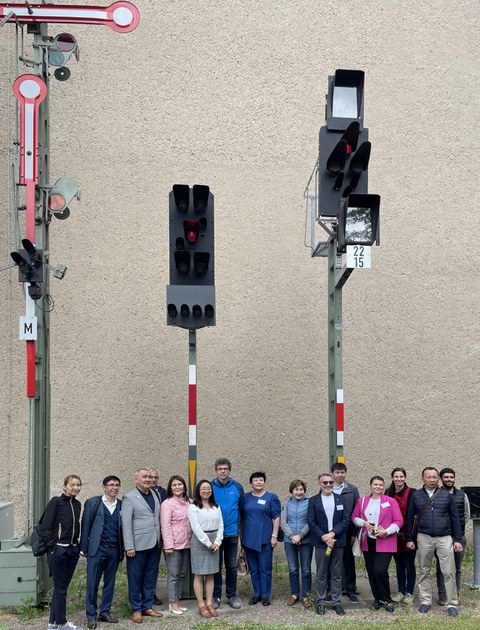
[213,535,239,600]
[393,549,416,595]
[284,541,313,598]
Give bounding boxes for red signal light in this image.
[184,220,199,243]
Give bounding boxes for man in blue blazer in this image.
[80,475,123,629]
[308,472,351,616]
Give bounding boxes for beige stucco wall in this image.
[1,0,479,534]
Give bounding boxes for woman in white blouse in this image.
[187,479,224,618]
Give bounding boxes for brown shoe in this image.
[287,596,299,606]
[142,609,163,618]
[206,604,219,617]
[302,598,311,608]
[199,605,211,618]
[132,612,143,623]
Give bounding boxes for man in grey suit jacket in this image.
[122,468,162,623]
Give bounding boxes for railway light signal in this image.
[10,238,44,300]
[48,176,79,219]
[167,184,215,329]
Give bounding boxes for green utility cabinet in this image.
[0,539,50,606]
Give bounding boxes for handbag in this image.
[236,545,249,576]
[352,497,366,557]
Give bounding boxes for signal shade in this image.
[175,251,190,275]
[173,184,190,212]
[184,220,199,243]
[327,140,347,175]
[194,252,210,275]
[168,304,178,317]
[180,304,190,317]
[205,304,214,318]
[192,305,202,318]
[193,185,210,213]
[350,141,371,174]
[341,121,360,154]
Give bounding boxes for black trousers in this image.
[363,536,393,604]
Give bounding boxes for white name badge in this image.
[336,505,344,510]
[257,499,266,505]
[381,501,390,508]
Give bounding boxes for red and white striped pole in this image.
[336,388,345,464]
[188,330,197,496]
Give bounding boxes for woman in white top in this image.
[187,480,224,619]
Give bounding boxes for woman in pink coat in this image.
[160,475,192,615]
[352,476,403,612]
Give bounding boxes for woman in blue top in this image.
[281,479,312,607]
[240,472,281,606]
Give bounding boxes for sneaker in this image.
[447,607,458,617]
[333,604,345,616]
[59,624,83,630]
[228,597,241,609]
[370,601,381,610]
[346,594,359,603]
[316,603,326,615]
[86,622,97,630]
[48,625,58,630]
[392,593,405,603]
[418,604,430,613]
[212,597,221,610]
[437,595,447,606]
[382,602,395,613]
[403,594,414,605]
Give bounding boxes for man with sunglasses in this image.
[308,473,350,616]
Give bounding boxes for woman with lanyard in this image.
[240,472,281,606]
[352,476,403,612]
[386,467,417,604]
[42,474,83,630]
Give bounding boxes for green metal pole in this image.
[327,234,344,467]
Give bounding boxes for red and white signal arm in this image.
[0,1,140,32]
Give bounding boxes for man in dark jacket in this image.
[436,468,470,604]
[308,473,350,616]
[331,462,360,602]
[80,476,123,629]
[406,467,463,617]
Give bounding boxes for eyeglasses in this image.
[322,481,334,485]
[105,483,120,488]
[216,467,229,472]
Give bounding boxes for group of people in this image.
[289,464,469,618]
[36,461,469,629]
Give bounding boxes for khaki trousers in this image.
[416,533,458,607]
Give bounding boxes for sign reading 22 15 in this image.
[346,245,372,269]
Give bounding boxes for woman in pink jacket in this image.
[160,475,192,615]
[352,476,403,612]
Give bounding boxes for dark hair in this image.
[331,462,347,473]
[369,476,384,485]
[249,471,266,483]
[289,479,306,494]
[391,467,406,478]
[439,468,455,478]
[193,480,217,508]
[215,458,232,470]
[64,474,82,486]
[422,467,439,477]
[166,475,189,499]
[102,475,121,486]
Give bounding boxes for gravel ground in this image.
[1,570,479,630]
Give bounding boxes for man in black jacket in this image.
[406,467,463,617]
[435,468,470,604]
[308,473,350,616]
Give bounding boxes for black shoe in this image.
[371,601,381,610]
[316,603,326,615]
[249,596,261,605]
[381,602,394,613]
[87,621,97,630]
[262,598,271,606]
[153,595,162,606]
[97,614,119,623]
[346,594,359,603]
[325,592,332,602]
[333,604,345,616]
